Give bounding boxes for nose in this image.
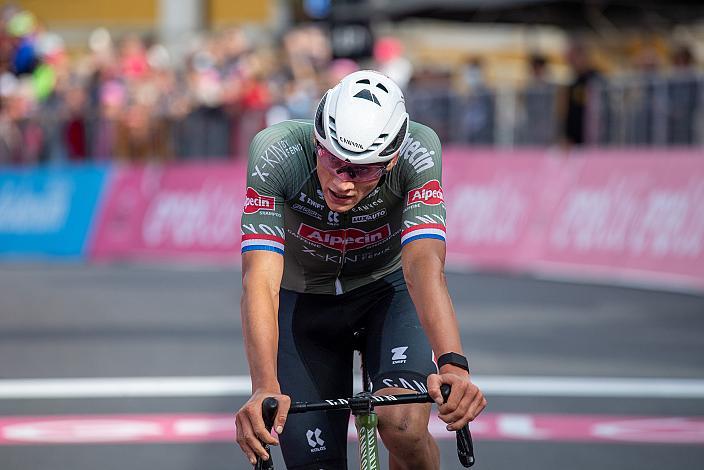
[331,175,356,192]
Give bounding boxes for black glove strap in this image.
[437,352,469,372]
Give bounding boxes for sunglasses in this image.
[316,143,390,183]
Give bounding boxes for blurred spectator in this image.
[516,54,558,145]
[668,44,699,145]
[562,41,601,146]
[0,74,43,164]
[458,57,494,144]
[374,36,412,90]
[0,73,22,163]
[627,46,659,145]
[63,83,88,160]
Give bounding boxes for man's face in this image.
[316,152,398,213]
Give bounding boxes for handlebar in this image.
[253,397,278,470]
[253,384,474,468]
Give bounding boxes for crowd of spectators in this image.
[1,6,702,165]
[0,7,363,164]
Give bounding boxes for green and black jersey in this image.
[241,119,446,294]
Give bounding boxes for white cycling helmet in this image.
[314,70,409,165]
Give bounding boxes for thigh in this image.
[277,289,353,470]
[361,272,438,394]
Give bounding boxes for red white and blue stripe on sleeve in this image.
[241,234,285,255]
[400,223,446,246]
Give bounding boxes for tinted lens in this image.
[316,144,386,182]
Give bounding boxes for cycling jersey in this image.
[240,119,446,294]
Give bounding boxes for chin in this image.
[324,197,356,213]
[327,201,354,213]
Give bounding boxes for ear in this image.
[386,154,400,171]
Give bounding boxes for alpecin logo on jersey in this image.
[244,187,275,214]
[406,180,444,206]
[298,223,391,251]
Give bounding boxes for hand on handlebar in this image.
[235,389,291,465]
[427,372,486,431]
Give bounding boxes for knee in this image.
[376,403,431,452]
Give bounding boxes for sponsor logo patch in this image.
[352,209,387,224]
[298,223,391,251]
[299,192,325,210]
[400,136,435,173]
[291,203,322,220]
[244,187,275,214]
[406,180,444,206]
[391,346,408,364]
[306,428,326,452]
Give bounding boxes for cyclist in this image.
[236,70,486,469]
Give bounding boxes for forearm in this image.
[241,274,281,391]
[403,246,464,359]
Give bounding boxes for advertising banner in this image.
[88,150,704,290]
[443,152,574,270]
[539,156,704,287]
[0,165,108,258]
[90,164,247,262]
[441,150,704,290]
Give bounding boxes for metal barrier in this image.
[590,73,704,146]
[1,73,702,164]
[408,73,703,148]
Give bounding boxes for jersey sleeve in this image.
[240,126,291,255]
[398,124,447,247]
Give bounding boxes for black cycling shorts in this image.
[276,269,437,470]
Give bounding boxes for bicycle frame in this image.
[355,407,380,470]
[255,385,474,469]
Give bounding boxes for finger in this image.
[438,377,466,415]
[426,374,444,405]
[240,408,275,458]
[235,415,259,465]
[464,392,488,422]
[446,391,486,431]
[274,395,292,435]
[251,409,279,447]
[440,396,470,426]
[245,431,271,460]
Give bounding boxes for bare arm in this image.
[402,238,486,429]
[241,250,284,390]
[402,238,463,359]
[236,251,290,465]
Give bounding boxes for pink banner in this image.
[443,152,574,270]
[91,163,247,263]
[89,150,704,290]
[540,156,704,287]
[442,150,704,290]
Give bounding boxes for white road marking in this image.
[1,376,703,400]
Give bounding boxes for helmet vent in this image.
[314,92,328,139]
[379,118,408,156]
[353,89,381,106]
[356,79,371,84]
[376,83,388,93]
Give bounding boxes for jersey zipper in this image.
[334,215,348,295]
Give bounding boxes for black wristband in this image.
[437,352,469,372]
